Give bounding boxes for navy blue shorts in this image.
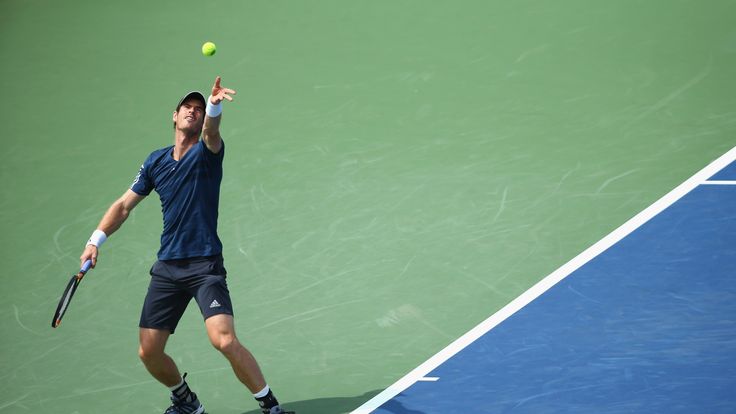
[140,254,233,334]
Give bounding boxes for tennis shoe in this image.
[164,392,205,414]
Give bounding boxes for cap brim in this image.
[176,91,206,110]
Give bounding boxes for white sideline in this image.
[351,146,736,413]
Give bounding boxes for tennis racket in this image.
[51,259,93,328]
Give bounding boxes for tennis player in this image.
[78,77,294,414]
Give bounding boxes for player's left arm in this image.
[202,76,236,154]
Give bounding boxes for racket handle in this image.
[81,259,93,273]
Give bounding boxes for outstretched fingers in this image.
[221,89,236,101]
[210,76,237,103]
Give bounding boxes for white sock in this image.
[253,384,270,398]
[169,376,185,392]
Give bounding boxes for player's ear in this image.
[172,111,177,129]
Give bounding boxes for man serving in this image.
[79,77,294,414]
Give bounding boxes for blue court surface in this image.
[354,148,736,413]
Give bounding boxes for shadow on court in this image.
[240,390,384,414]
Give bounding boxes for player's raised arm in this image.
[79,189,146,268]
[202,76,236,154]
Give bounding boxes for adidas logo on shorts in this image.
[209,300,221,308]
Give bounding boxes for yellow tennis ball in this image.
[202,42,216,57]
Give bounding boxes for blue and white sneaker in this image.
[164,392,205,414]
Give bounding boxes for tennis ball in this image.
[202,42,216,57]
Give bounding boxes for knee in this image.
[211,334,241,357]
[138,343,163,363]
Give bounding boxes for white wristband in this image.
[87,229,108,248]
[206,98,222,117]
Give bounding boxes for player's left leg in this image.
[205,314,294,414]
[205,313,267,392]
[191,254,294,413]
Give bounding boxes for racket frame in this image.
[51,260,92,328]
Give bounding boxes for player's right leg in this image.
[138,328,180,386]
[139,328,205,414]
[139,261,203,414]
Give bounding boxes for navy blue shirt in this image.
[131,140,224,260]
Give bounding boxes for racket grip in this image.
[81,259,93,273]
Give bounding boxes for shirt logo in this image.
[131,164,144,187]
[209,300,221,308]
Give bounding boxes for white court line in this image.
[351,146,736,414]
[702,180,736,185]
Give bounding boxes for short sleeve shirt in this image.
[131,140,224,260]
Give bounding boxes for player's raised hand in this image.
[210,76,236,105]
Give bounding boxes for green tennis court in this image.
[1,1,734,412]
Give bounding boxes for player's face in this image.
[174,98,205,133]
